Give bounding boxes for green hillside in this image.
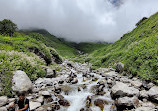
[88,12,158,82]
[20,29,78,58]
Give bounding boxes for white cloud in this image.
[0,0,158,42]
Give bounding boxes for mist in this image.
[0,0,158,43]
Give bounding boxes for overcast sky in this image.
[0,0,158,42]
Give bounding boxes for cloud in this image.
[0,0,158,42]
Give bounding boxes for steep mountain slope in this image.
[0,32,64,96]
[20,29,78,58]
[89,12,158,82]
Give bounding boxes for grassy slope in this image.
[89,12,158,82]
[75,42,109,54]
[0,32,64,96]
[20,29,78,58]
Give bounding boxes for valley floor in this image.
[1,60,158,111]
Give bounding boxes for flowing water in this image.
[58,73,114,111]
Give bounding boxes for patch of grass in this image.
[0,50,46,96]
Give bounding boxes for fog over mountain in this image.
[0,0,158,42]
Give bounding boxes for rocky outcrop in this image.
[12,70,33,93]
[111,82,139,98]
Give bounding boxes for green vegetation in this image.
[75,42,109,54]
[0,50,45,96]
[20,29,78,58]
[0,19,17,36]
[88,12,158,82]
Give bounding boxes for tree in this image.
[0,19,17,36]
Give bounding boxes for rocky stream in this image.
[0,60,158,111]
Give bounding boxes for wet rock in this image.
[44,97,53,103]
[115,62,124,73]
[0,96,8,107]
[115,96,139,110]
[54,87,62,94]
[111,82,139,98]
[58,80,64,84]
[78,87,81,92]
[52,102,60,110]
[29,101,41,110]
[60,85,72,95]
[80,108,92,111]
[58,99,70,106]
[71,78,78,84]
[92,77,98,81]
[80,84,87,89]
[46,68,56,78]
[12,70,33,93]
[94,99,108,110]
[56,95,64,100]
[86,96,92,108]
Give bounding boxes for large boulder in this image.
[0,107,7,111]
[115,96,139,109]
[0,96,8,107]
[29,101,41,110]
[111,82,139,98]
[94,99,108,110]
[115,62,124,73]
[58,99,70,106]
[130,80,142,88]
[12,70,33,93]
[147,86,158,97]
[46,68,56,78]
[147,86,158,102]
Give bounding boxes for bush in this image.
[0,19,17,36]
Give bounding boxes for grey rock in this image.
[116,96,139,107]
[46,68,56,78]
[29,101,41,110]
[148,86,158,98]
[0,96,8,107]
[0,107,7,111]
[131,80,142,88]
[35,96,44,103]
[115,62,124,73]
[111,82,139,98]
[140,90,148,98]
[12,70,33,92]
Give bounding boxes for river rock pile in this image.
[0,60,158,111]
